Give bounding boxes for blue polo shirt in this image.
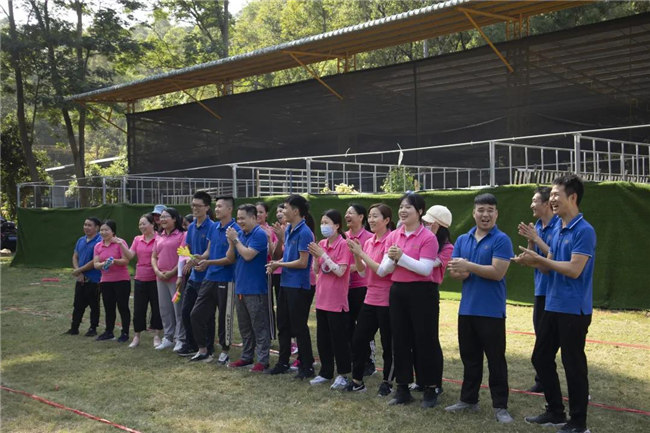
[186,217,214,282]
[234,225,268,295]
[75,234,102,283]
[205,219,241,282]
[280,219,314,290]
[545,214,596,315]
[533,215,561,297]
[452,225,514,318]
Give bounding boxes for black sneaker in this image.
[189,352,213,362]
[63,328,79,335]
[421,386,439,408]
[558,423,590,433]
[84,328,97,337]
[294,367,315,380]
[345,380,366,392]
[96,331,114,341]
[116,333,129,343]
[524,411,567,427]
[409,383,423,392]
[363,362,376,377]
[388,384,415,405]
[176,346,197,357]
[377,381,393,397]
[527,382,544,393]
[265,363,290,375]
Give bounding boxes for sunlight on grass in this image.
[1,351,60,370]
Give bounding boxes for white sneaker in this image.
[128,337,139,348]
[153,335,162,347]
[217,352,229,365]
[331,375,350,390]
[309,375,330,386]
[172,341,183,352]
[155,337,174,350]
[495,408,514,423]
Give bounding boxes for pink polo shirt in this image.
[431,241,454,284]
[315,235,354,312]
[130,234,157,282]
[94,239,131,283]
[362,231,393,307]
[153,229,185,283]
[347,228,373,288]
[385,224,439,283]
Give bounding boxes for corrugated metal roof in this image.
[68,0,589,103]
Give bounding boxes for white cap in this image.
[422,205,452,228]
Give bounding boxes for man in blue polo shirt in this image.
[191,196,240,364]
[517,175,596,433]
[64,217,102,336]
[265,194,315,379]
[225,204,270,372]
[177,191,215,356]
[517,186,560,392]
[445,193,514,424]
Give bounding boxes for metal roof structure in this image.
[68,0,588,104]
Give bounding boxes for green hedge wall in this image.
[12,182,650,309]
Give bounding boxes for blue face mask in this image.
[320,224,335,238]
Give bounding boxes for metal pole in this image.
[122,177,127,204]
[102,177,107,205]
[373,165,377,193]
[232,164,238,198]
[306,158,312,194]
[489,141,496,187]
[508,146,513,184]
[607,141,612,180]
[574,134,581,175]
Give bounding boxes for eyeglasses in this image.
[191,203,206,208]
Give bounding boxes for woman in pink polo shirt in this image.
[376,192,441,408]
[345,203,395,396]
[118,213,162,348]
[93,219,131,343]
[151,208,186,351]
[307,209,354,390]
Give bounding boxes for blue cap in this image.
[152,204,166,215]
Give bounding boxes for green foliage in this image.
[1,116,51,220]
[381,166,415,193]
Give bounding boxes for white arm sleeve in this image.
[320,253,346,277]
[376,254,396,277]
[177,256,188,278]
[432,258,442,268]
[396,253,434,276]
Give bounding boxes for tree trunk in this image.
[222,0,229,57]
[7,0,42,206]
[74,0,89,206]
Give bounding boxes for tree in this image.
[1,116,50,219]
[381,166,415,193]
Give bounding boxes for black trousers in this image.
[347,286,367,342]
[532,311,591,428]
[181,279,201,350]
[352,303,393,382]
[389,281,442,387]
[190,280,222,353]
[458,315,509,408]
[316,309,351,378]
[271,273,282,306]
[277,286,314,368]
[101,280,131,335]
[531,295,546,386]
[133,279,162,333]
[71,280,100,330]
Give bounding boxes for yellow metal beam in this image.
[456,7,517,22]
[171,83,222,120]
[288,52,343,100]
[460,9,514,73]
[78,102,127,134]
[283,50,343,60]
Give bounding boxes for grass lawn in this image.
[1,259,649,433]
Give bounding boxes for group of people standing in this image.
[65,174,595,432]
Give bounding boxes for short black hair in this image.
[474,193,497,207]
[238,203,258,218]
[86,217,101,227]
[535,186,552,203]
[193,191,212,207]
[215,196,235,209]
[255,201,269,213]
[101,219,117,235]
[398,192,426,219]
[553,174,584,205]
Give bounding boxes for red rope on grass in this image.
[438,378,650,416]
[505,329,650,350]
[0,385,142,433]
